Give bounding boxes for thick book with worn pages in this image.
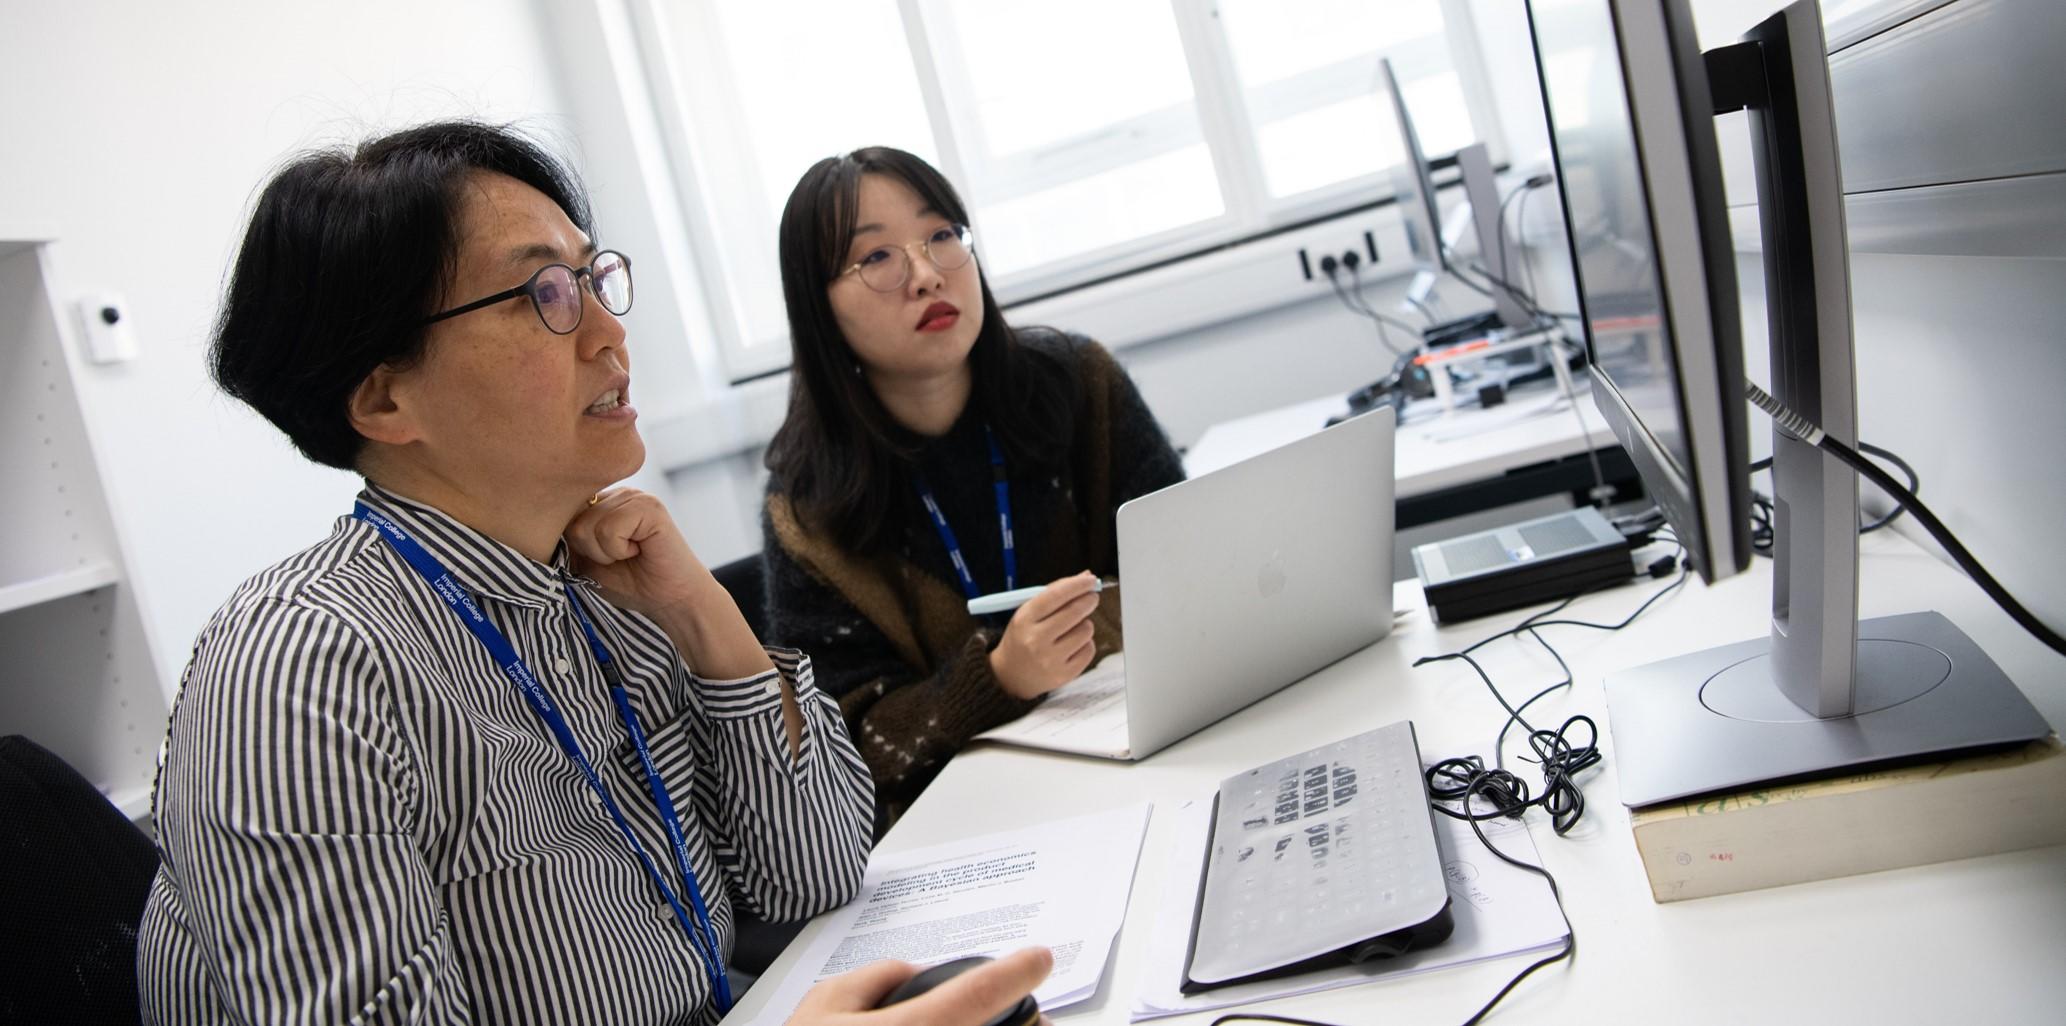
[1628,736,2066,903]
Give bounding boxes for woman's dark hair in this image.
[211,120,593,469]
[765,146,1075,554]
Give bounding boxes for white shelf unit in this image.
[1,236,167,820]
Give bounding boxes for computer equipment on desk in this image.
[1379,57,1533,332]
[1113,405,1397,759]
[1184,720,1452,993]
[1333,59,1551,432]
[977,406,1398,761]
[1526,0,2050,807]
[1329,351,1434,428]
[1330,334,1577,430]
[1422,309,1507,350]
[1413,506,1631,625]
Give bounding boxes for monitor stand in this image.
[1606,610,2050,807]
[1606,3,2051,808]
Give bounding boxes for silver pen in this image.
[966,577,1116,616]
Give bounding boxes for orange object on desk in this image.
[1414,339,1493,366]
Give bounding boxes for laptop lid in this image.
[1116,406,1396,759]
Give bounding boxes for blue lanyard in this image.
[914,425,1016,602]
[353,503,733,1012]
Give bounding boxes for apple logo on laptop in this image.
[1257,551,1287,598]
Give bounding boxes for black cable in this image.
[1209,815,1576,1026]
[1444,257,1499,299]
[1747,382,2066,657]
[1425,705,1599,835]
[1417,560,1684,837]
[1855,442,1917,533]
[1438,552,1690,664]
[1515,187,1541,305]
[1445,800,1574,1026]
[1324,267,1413,356]
[1439,240,1546,320]
[1405,293,1440,325]
[1449,252,1585,325]
[1214,550,1685,1026]
[1494,183,1528,317]
[1342,261,1429,338]
[1211,1016,1339,1026]
[1331,260,1414,333]
[1749,491,1776,557]
[1747,440,1915,548]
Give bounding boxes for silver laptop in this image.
[973,407,1396,760]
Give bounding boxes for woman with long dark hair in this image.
[762,148,1185,831]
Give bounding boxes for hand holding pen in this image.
[966,575,1117,616]
[983,572,1108,700]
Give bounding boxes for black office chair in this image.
[711,552,770,644]
[0,735,159,1024]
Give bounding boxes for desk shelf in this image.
[1,238,167,822]
[0,562,122,617]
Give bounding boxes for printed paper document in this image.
[742,803,1153,1024]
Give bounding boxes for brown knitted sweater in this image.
[760,332,1185,833]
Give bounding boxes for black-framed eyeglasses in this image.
[425,250,634,335]
[836,225,975,292]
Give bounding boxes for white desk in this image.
[1187,381,1625,531]
[725,530,2066,1024]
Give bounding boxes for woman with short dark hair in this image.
[137,121,1047,1025]
[762,148,1186,832]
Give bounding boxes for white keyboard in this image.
[1184,720,1452,991]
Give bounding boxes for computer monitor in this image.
[1526,0,2049,806]
[1380,58,1536,334]
[1379,57,1444,275]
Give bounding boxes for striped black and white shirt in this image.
[137,485,874,1025]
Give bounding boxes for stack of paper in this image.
[742,803,1152,1023]
[1131,799,1569,1021]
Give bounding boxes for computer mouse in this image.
[874,956,1041,1026]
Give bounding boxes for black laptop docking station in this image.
[1414,506,1632,625]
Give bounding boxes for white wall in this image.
[0,1,578,689]
[1695,0,2066,630]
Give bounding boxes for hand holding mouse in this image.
[784,947,1051,1026]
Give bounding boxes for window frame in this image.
[626,0,1507,383]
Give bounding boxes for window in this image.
[927,0,1226,280]
[1219,0,1483,202]
[633,0,1500,381]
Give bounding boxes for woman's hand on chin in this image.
[563,488,717,622]
[566,489,774,683]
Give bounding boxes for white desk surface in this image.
[726,530,2066,1025]
[1185,381,1615,498]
